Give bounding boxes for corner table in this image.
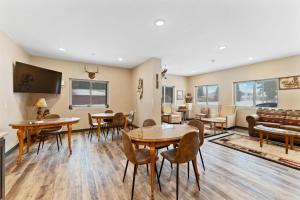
[127,124,199,200]
[9,117,80,164]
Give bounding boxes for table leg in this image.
[213,122,216,134]
[67,124,72,155]
[26,128,31,152]
[17,128,24,164]
[97,118,101,142]
[266,133,269,144]
[149,144,156,200]
[259,130,263,148]
[221,123,224,134]
[285,135,289,154]
[290,136,294,150]
[124,117,128,130]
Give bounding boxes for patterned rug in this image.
[210,133,300,170]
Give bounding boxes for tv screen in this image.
[13,62,62,94]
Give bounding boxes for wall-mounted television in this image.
[13,62,62,94]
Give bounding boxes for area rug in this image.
[210,133,300,170]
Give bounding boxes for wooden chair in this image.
[37,114,63,154]
[188,120,206,171]
[127,111,135,130]
[110,112,125,140]
[104,110,114,138]
[88,113,107,141]
[159,131,200,200]
[121,130,161,200]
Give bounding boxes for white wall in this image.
[132,58,162,126]
[0,32,31,152]
[188,55,300,127]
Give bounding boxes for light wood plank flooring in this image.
[5,131,300,200]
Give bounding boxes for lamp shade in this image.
[34,98,47,108]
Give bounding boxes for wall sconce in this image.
[137,78,143,99]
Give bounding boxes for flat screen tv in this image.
[13,62,62,94]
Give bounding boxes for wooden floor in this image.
[5,130,300,200]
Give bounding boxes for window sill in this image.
[69,105,108,110]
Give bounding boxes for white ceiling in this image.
[0,0,300,76]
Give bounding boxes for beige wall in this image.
[29,56,134,130]
[163,74,188,106]
[188,55,300,127]
[0,32,31,152]
[132,58,162,126]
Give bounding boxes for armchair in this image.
[161,104,182,124]
[218,105,237,129]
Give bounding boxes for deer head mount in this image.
[84,66,99,79]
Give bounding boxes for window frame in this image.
[233,78,278,107]
[161,86,174,104]
[195,84,219,105]
[69,78,109,108]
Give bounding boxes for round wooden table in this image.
[127,124,199,200]
[9,117,80,164]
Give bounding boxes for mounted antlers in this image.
[84,66,99,79]
[161,67,168,79]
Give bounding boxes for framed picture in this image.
[279,75,300,90]
[177,90,183,100]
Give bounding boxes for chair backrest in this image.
[175,131,200,163]
[142,119,156,127]
[122,130,137,164]
[219,105,236,117]
[113,112,125,127]
[88,113,94,126]
[188,120,204,146]
[105,110,114,113]
[42,114,62,132]
[162,104,172,114]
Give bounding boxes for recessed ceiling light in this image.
[218,46,227,50]
[154,19,165,27]
[59,48,65,52]
[248,57,254,61]
[118,57,123,62]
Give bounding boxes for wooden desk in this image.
[9,117,80,164]
[127,124,198,200]
[92,113,128,142]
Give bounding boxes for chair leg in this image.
[155,163,162,192]
[187,162,190,180]
[123,160,129,182]
[131,165,137,200]
[146,164,149,176]
[192,160,200,191]
[176,164,179,200]
[59,133,62,146]
[88,127,91,137]
[37,135,42,155]
[90,128,93,142]
[158,157,165,178]
[199,149,206,171]
[42,134,45,148]
[56,134,60,152]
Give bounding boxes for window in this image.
[195,85,219,105]
[162,86,174,104]
[70,79,108,107]
[234,79,278,107]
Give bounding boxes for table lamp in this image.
[34,98,47,120]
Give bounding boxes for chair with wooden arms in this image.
[121,130,161,200]
[37,114,63,154]
[188,120,206,171]
[159,131,200,200]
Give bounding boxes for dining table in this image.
[91,113,128,142]
[127,123,199,200]
[9,117,80,164]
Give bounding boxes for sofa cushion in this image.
[280,125,300,132]
[257,108,286,124]
[256,121,281,128]
[284,110,300,126]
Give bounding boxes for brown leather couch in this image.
[246,108,300,145]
